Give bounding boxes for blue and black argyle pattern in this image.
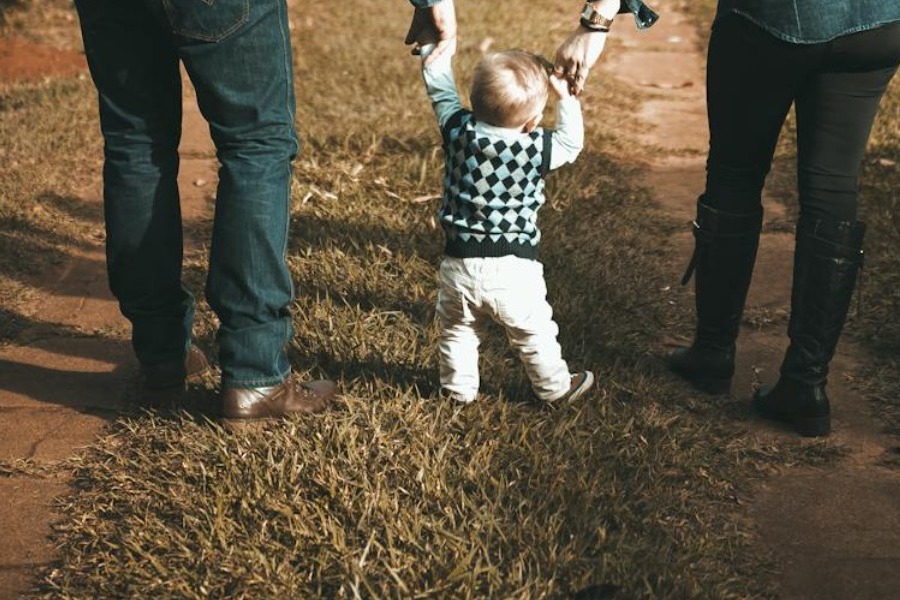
[439,110,552,260]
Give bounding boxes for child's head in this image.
[470,50,549,131]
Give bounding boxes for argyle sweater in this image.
[440,110,552,259]
[421,46,584,262]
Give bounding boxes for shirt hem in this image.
[732,11,900,44]
[445,240,539,261]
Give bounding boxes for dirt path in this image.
[0,39,217,596]
[602,1,900,597]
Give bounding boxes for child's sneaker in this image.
[557,371,594,402]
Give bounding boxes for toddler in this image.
[419,43,594,404]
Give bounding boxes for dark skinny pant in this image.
[705,14,900,221]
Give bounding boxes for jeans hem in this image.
[221,368,291,389]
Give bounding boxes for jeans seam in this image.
[277,0,295,303]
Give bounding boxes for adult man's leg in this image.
[167,0,336,417]
[75,0,203,390]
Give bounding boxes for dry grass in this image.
[1,1,890,599]
[40,399,841,600]
[0,0,82,49]
[0,77,102,340]
[0,0,98,341]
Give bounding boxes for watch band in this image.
[580,3,613,32]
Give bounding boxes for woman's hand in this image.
[554,28,608,96]
[554,0,619,94]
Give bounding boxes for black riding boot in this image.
[668,197,763,394]
[753,217,865,437]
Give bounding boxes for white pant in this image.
[436,256,572,402]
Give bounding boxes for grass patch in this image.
[0,0,877,598]
[44,399,841,599]
[0,0,82,49]
[0,75,103,342]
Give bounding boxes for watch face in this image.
[581,5,609,26]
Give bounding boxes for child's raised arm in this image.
[420,44,463,129]
[547,73,585,170]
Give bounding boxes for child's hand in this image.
[549,73,574,100]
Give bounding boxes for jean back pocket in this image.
[162,0,250,42]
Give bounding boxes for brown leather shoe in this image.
[220,377,338,420]
[142,346,210,390]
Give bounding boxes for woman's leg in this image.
[756,22,900,436]
[705,14,810,210]
[669,14,817,393]
[795,22,900,222]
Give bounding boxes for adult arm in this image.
[555,0,659,95]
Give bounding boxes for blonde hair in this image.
[470,50,549,129]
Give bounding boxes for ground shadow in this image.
[1,191,212,304]
[289,208,439,323]
[0,337,132,413]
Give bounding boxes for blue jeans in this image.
[74,0,297,388]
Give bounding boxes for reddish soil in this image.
[0,37,86,82]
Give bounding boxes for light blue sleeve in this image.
[420,45,463,129]
[548,97,584,170]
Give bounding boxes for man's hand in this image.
[405,0,457,66]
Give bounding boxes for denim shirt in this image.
[409,0,659,30]
[717,0,900,44]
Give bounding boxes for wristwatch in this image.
[580,2,614,32]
